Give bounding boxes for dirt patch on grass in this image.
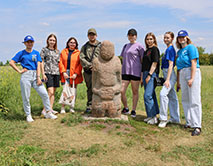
[15,113,203,165]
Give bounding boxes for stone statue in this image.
[92,40,122,118]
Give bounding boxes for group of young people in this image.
[121,28,202,136]
[9,28,202,136]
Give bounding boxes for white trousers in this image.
[20,70,51,116]
[179,67,202,128]
[159,69,180,122]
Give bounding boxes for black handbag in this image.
[154,76,165,87]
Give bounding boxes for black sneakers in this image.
[122,108,136,118]
[121,108,129,115]
[131,110,136,118]
[84,108,91,114]
[191,128,201,136]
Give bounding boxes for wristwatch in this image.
[148,73,152,77]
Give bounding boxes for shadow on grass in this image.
[134,115,185,127]
[0,112,25,121]
[0,106,43,121]
[133,114,148,122]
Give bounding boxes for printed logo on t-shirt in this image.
[182,50,187,56]
[32,54,37,61]
[147,50,151,56]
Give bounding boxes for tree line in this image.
[0,46,212,66]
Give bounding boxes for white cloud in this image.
[197,37,205,41]
[40,22,50,26]
[35,0,213,19]
[94,21,135,28]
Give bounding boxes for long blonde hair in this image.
[176,36,192,49]
[145,32,158,49]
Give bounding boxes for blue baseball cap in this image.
[23,35,34,43]
[177,30,189,37]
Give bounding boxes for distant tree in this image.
[209,53,213,65]
[5,60,10,66]
[0,61,3,66]
[199,54,210,65]
[197,46,205,55]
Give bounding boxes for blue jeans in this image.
[20,70,51,116]
[159,68,180,122]
[143,71,159,117]
[61,69,71,85]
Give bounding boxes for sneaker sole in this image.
[27,120,34,123]
[52,112,58,115]
[144,118,152,122]
[45,116,57,119]
[123,112,130,115]
[147,120,158,125]
[158,124,167,128]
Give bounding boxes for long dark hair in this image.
[46,34,58,50]
[66,37,78,49]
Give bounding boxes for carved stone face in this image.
[100,40,114,61]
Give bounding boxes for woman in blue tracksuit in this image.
[9,35,57,122]
[176,30,202,136]
[158,31,180,128]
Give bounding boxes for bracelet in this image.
[148,73,152,77]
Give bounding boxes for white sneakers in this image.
[26,115,34,122]
[41,110,46,117]
[60,107,66,114]
[41,110,58,116]
[144,117,152,122]
[158,120,168,128]
[147,116,158,125]
[61,107,75,113]
[45,111,57,119]
[27,111,57,123]
[51,110,58,115]
[70,108,75,113]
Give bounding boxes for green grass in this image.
[0,66,213,165]
[61,113,84,126]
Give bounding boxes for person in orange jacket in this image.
[59,37,83,113]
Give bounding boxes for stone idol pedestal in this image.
[83,114,128,121]
[84,40,128,121]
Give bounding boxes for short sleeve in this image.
[57,50,60,62]
[36,51,42,62]
[12,51,23,63]
[166,47,176,62]
[151,47,160,63]
[138,45,144,58]
[188,45,199,60]
[120,44,127,57]
[40,48,46,60]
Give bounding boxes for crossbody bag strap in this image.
[84,42,101,62]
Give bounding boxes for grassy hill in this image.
[0,66,212,166]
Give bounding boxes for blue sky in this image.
[0,0,213,62]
